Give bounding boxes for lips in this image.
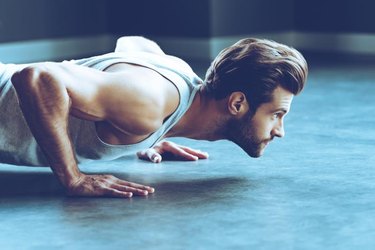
[263,139,272,146]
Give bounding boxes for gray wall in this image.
[4,0,375,43]
[1,0,375,62]
[0,0,375,42]
[108,0,210,38]
[294,0,375,33]
[211,0,294,36]
[0,0,108,43]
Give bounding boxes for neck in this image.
[165,88,227,141]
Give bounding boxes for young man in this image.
[0,36,308,198]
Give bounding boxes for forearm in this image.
[9,64,154,198]
[11,66,81,188]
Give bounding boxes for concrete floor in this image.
[1,60,375,250]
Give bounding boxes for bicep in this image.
[57,64,155,126]
[40,62,172,135]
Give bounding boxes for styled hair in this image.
[203,38,308,112]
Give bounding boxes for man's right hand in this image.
[12,66,155,199]
[66,173,155,198]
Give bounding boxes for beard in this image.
[223,112,268,158]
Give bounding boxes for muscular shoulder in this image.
[115,36,165,55]
[101,63,179,136]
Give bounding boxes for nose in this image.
[272,120,285,138]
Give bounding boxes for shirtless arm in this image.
[11,63,155,198]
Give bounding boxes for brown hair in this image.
[203,38,308,112]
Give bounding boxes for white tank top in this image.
[0,52,202,166]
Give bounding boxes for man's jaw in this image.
[253,138,274,157]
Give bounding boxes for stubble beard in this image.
[223,114,266,158]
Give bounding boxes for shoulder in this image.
[115,36,165,55]
[101,63,179,136]
[114,36,195,74]
[164,54,194,73]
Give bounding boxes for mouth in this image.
[263,139,272,146]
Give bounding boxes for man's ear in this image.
[227,92,249,116]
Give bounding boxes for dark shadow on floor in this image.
[0,170,253,202]
[149,176,254,202]
[0,171,65,196]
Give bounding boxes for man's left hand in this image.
[137,141,209,163]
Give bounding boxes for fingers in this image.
[137,148,162,163]
[137,141,209,162]
[109,176,154,197]
[103,182,154,198]
[163,143,198,160]
[146,148,162,163]
[110,183,148,196]
[115,178,155,194]
[67,174,155,198]
[179,146,209,159]
[104,188,134,198]
[162,141,208,161]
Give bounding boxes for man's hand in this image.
[137,141,209,163]
[67,173,155,198]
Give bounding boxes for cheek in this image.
[252,118,272,135]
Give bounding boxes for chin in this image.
[244,149,264,158]
[249,152,263,158]
[244,146,266,158]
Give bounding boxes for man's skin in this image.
[10,37,291,198]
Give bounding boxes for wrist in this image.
[51,163,84,188]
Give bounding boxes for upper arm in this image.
[17,62,175,136]
[29,62,109,121]
[115,36,165,55]
[11,62,106,120]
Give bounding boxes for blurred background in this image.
[1,0,375,65]
[1,1,375,249]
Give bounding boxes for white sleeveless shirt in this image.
[0,52,202,166]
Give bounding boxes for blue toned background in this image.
[1,1,375,250]
[2,0,375,62]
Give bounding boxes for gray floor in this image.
[1,60,375,250]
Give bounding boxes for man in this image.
[0,36,308,198]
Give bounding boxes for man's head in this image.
[202,38,308,157]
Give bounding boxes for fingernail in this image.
[152,155,160,162]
